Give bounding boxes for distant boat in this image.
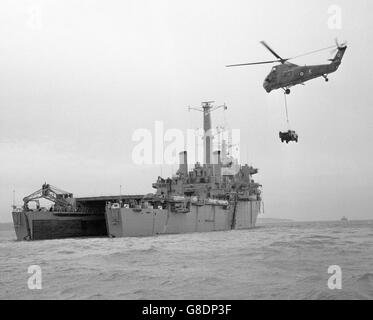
[341,216,348,222]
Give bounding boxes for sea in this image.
[0,220,372,300]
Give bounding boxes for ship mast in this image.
[203,101,213,165]
[189,101,227,165]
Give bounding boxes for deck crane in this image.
[23,183,74,212]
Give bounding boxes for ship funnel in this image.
[213,150,221,165]
[213,150,222,180]
[178,151,188,177]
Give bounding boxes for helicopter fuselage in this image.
[263,63,338,92]
[263,46,347,93]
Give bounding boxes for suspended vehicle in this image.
[279,130,298,144]
[226,39,347,94]
[279,91,298,144]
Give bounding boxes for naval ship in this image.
[12,102,262,240]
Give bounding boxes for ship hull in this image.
[105,200,261,237]
[12,210,107,241]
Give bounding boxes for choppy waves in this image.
[0,220,372,300]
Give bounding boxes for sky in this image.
[0,0,372,222]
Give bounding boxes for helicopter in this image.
[226,40,347,94]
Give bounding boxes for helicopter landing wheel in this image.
[285,89,291,95]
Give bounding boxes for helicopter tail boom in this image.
[329,45,347,65]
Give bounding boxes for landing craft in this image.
[227,40,347,94]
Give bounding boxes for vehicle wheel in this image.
[286,141,289,144]
[285,89,291,95]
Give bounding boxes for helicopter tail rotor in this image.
[329,38,348,60]
[335,38,347,48]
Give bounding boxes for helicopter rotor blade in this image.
[226,40,346,68]
[288,44,338,60]
[260,41,284,61]
[226,60,281,67]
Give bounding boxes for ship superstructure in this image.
[105,102,262,237]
